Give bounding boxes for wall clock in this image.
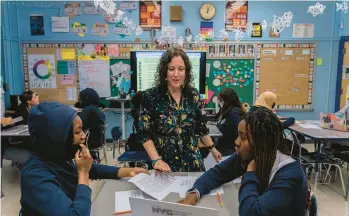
[200,3,216,20]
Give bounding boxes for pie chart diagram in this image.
[33,60,53,79]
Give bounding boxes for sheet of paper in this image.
[298,124,321,129]
[208,186,224,195]
[66,87,77,101]
[285,50,293,56]
[12,116,23,124]
[206,63,211,78]
[233,177,242,184]
[128,171,176,200]
[204,153,230,171]
[115,190,144,212]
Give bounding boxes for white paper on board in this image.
[66,87,77,101]
[285,50,293,56]
[206,63,211,78]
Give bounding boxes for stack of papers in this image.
[115,190,144,212]
[128,171,224,200]
[298,124,321,129]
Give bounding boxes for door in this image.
[336,37,349,111]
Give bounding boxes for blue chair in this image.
[111,126,122,159]
[117,151,150,169]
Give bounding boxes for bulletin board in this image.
[22,43,78,105]
[256,43,315,110]
[205,59,254,108]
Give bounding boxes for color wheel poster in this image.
[28,54,57,88]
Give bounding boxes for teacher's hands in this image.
[153,160,171,172]
[210,148,222,163]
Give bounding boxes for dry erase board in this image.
[256,43,315,110]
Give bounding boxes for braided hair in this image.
[242,107,290,194]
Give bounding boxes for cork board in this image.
[256,43,315,110]
[340,42,349,109]
[22,44,78,105]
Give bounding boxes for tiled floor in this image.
[2,144,349,216]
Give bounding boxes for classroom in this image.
[1,0,349,215]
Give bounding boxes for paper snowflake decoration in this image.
[336,0,348,13]
[245,22,254,36]
[271,11,293,35]
[194,34,204,45]
[233,27,245,42]
[219,29,228,39]
[94,0,116,15]
[261,20,268,31]
[157,25,177,45]
[186,35,193,42]
[177,36,184,47]
[115,10,125,22]
[135,26,143,36]
[308,2,326,17]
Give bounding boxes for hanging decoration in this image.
[271,11,293,35]
[261,20,268,31]
[93,0,116,15]
[177,36,184,48]
[307,2,326,17]
[219,29,229,40]
[233,27,245,42]
[135,26,143,36]
[157,25,177,46]
[336,0,348,13]
[105,10,125,23]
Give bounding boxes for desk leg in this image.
[121,102,126,141]
[346,163,349,200]
[313,140,321,192]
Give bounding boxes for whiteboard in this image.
[78,59,111,97]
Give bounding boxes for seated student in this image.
[127,91,145,151]
[215,88,246,156]
[16,90,39,124]
[179,107,308,216]
[20,102,148,216]
[77,88,105,132]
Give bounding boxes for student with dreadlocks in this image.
[179,107,309,216]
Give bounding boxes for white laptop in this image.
[130,197,219,216]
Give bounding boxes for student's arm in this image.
[239,171,295,215]
[21,167,91,216]
[190,154,245,197]
[89,163,120,180]
[281,117,295,129]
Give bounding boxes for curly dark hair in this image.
[155,47,193,91]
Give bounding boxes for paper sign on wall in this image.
[71,22,87,37]
[66,87,77,101]
[64,2,81,18]
[62,49,76,60]
[83,2,102,14]
[62,75,74,85]
[91,23,109,37]
[51,17,69,32]
[57,61,76,75]
[293,24,314,38]
[120,1,138,11]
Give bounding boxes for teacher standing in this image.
[138,48,222,172]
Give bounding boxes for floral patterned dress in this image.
[138,86,208,172]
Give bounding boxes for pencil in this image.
[113,210,132,215]
[216,193,223,208]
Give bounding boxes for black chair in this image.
[111,126,122,159]
[86,124,108,164]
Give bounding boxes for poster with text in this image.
[30,15,45,36]
[139,0,161,29]
[225,1,248,30]
[28,54,57,89]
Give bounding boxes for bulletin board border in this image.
[255,43,316,111]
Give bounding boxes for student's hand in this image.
[118,167,149,178]
[247,160,256,172]
[210,148,222,163]
[75,144,93,174]
[153,160,171,172]
[178,193,198,206]
[1,117,13,126]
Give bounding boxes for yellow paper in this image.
[78,56,93,60]
[99,56,110,60]
[62,49,76,60]
[316,58,323,66]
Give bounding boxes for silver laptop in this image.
[130,197,219,216]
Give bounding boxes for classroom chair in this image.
[86,124,108,164]
[111,126,122,159]
[117,151,150,169]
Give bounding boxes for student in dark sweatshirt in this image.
[214,88,246,156]
[179,107,309,216]
[15,90,39,124]
[20,102,148,216]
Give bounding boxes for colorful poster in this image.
[62,48,76,60]
[225,1,248,30]
[28,54,57,89]
[57,61,76,75]
[30,14,44,36]
[200,21,213,40]
[139,0,161,29]
[64,2,81,18]
[107,44,119,57]
[91,23,109,37]
[113,22,131,38]
[71,22,87,37]
[110,59,131,96]
[77,44,109,59]
[120,1,138,12]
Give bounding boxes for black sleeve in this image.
[217,111,240,137]
[281,117,295,129]
[15,104,29,124]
